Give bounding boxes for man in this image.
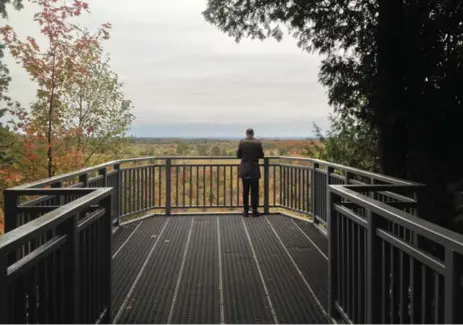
[237,128,264,217]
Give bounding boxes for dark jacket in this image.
[237,138,264,179]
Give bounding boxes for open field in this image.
[121,138,320,158]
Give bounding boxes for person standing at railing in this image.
[237,128,264,217]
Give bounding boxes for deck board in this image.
[111,217,168,320]
[266,215,329,310]
[246,217,328,323]
[293,219,328,255]
[112,214,329,324]
[112,221,139,256]
[221,215,275,324]
[115,217,190,324]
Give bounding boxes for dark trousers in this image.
[242,177,259,211]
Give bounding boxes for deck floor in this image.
[111,214,329,324]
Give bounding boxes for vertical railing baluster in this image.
[196,165,200,207]
[0,252,7,323]
[326,166,334,225]
[137,167,141,212]
[229,165,232,207]
[147,166,151,209]
[292,166,295,210]
[444,249,461,323]
[189,165,193,207]
[128,169,132,214]
[223,165,226,207]
[328,190,340,319]
[158,165,162,208]
[366,209,381,323]
[216,166,219,207]
[114,164,121,225]
[264,158,269,214]
[285,166,291,208]
[210,166,213,207]
[143,166,147,210]
[4,190,18,233]
[165,159,172,216]
[102,194,112,323]
[204,166,207,208]
[278,164,282,207]
[176,166,179,208]
[183,166,187,208]
[312,163,319,222]
[273,165,276,207]
[59,213,79,323]
[237,166,240,207]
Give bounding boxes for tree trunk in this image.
[376,0,407,179]
[47,52,57,178]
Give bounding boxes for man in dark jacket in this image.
[237,128,264,217]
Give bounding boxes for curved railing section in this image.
[6,155,452,324]
[4,156,416,231]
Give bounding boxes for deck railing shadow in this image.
[1,156,461,323]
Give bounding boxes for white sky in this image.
[3,0,332,137]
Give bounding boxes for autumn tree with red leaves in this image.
[0,0,111,177]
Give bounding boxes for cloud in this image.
[3,0,332,137]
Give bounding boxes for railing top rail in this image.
[329,184,463,253]
[7,156,246,190]
[279,156,418,186]
[0,188,112,253]
[8,155,415,190]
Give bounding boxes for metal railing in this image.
[4,156,415,230]
[3,155,453,324]
[329,184,463,324]
[0,188,113,324]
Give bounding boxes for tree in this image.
[61,47,135,168]
[203,0,463,229]
[211,145,221,156]
[0,0,111,177]
[0,0,24,18]
[307,115,377,172]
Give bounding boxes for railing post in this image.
[311,162,319,223]
[115,164,122,226]
[366,209,381,323]
[0,253,8,323]
[102,194,113,323]
[79,173,89,187]
[4,190,18,233]
[59,213,80,323]
[328,189,340,319]
[51,181,63,206]
[345,171,352,185]
[165,158,172,216]
[263,158,270,214]
[99,167,107,187]
[326,166,334,225]
[444,248,461,323]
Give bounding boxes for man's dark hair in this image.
[246,128,254,136]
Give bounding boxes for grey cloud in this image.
[3,0,333,137]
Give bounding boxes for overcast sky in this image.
[3,0,332,138]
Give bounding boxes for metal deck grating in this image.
[111,214,330,324]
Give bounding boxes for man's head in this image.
[246,128,254,138]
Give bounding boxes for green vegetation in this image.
[203,0,463,230]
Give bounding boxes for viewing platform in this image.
[1,156,463,324]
